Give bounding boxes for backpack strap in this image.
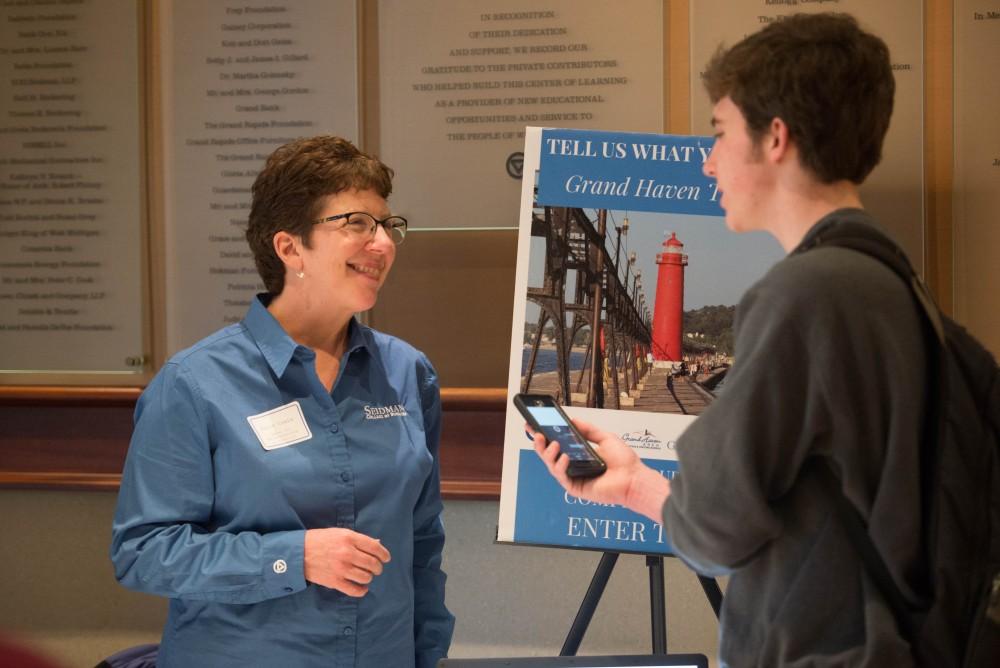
[800,215,947,647]
[816,463,919,641]
[801,220,945,346]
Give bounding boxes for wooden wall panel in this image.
[0,387,506,499]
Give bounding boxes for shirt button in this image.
[344,626,354,636]
[340,471,351,482]
[272,559,287,574]
[330,424,339,433]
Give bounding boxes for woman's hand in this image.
[531,418,671,523]
[304,528,392,597]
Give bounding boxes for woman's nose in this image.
[368,223,395,250]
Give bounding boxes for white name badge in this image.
[247,401,313,451]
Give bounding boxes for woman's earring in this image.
[296,271,305,279]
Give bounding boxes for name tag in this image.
[247,401,312,451]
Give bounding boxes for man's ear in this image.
[272,230,304,274]
[767,116,792,163]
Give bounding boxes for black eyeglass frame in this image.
[313,211,408,245]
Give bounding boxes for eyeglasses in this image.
[313,211,408,245]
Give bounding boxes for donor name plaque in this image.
[161,0,359,354]
[690,0,925,273]
[0,0,144,375]
[378,0,664,230]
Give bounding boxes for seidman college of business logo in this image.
[363,404,408,420]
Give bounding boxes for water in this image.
[521,347,588,375]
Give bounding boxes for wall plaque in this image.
[690,1,925,272]
[954,1,1000,354]
[161,0,359,355]
[0,0,144,374]
[378,0,664,230]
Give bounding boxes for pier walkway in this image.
[521,364,717,415]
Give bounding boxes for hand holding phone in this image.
[513,393,607,478]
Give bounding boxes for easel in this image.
[559,552,723,656]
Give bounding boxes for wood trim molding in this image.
[441,387,507,410]
[1,385,505,408]
[0,386,508,500]
[0,385,143,406]
[0,471,502,500]
[0,472,123,492]
[441,479,502,500]
[923,0,953,315]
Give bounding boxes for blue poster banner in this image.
[536,128,723,217]
[513,451,680,555]
[498,126,782,558]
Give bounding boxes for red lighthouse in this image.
[651,232,687,361]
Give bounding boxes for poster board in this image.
[496,127,784,554]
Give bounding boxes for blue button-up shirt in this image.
[111,295,454,667]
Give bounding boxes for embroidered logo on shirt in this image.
[363,404,408,420]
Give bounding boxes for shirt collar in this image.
[342,310,371,359]
[243,294,371,378]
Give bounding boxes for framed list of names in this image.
[954,1,1000,355]
[378,0,664,230]
[0,0,144,375]
[161,0,359,355]
[690,1,925,273]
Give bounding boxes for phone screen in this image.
[523,405,595,462]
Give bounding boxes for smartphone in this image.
[513,393,607,478]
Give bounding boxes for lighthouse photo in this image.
[651,232,687,362]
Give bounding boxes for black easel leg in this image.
[560,552,619,656]
[697,575,724,620]
[647,556,667,654]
